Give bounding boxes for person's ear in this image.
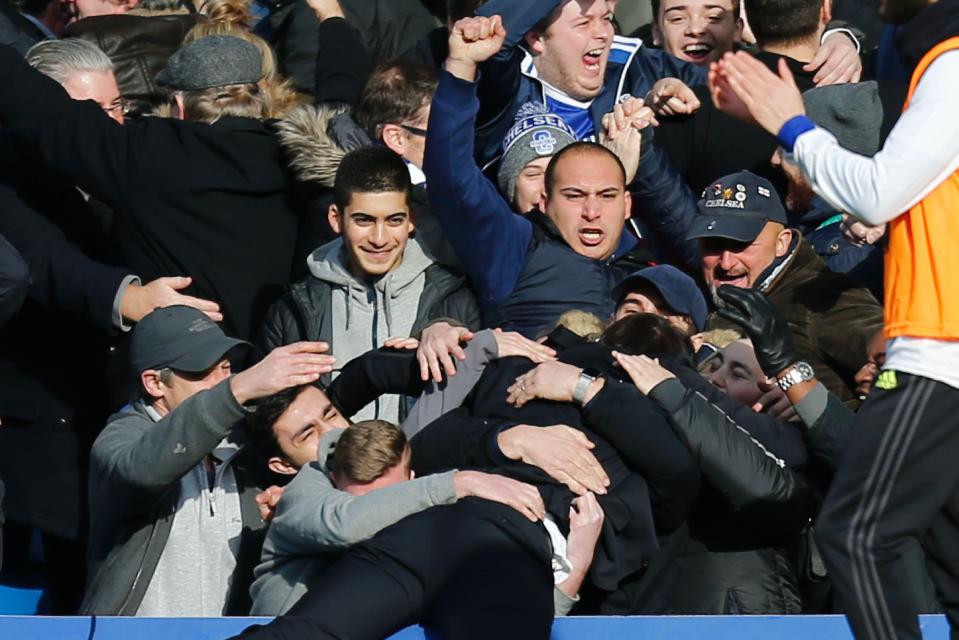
[623,189,632,220]
[381,124,405,157]
[268,457,298,476]
[775,227,794,257]
[733,17,744,45]
[328,204,342,234]
[405,204,416,233]
[524,30,546,55]
[651,22,663,47]
[820,0,832,26]
[409,468,416,480]
[140,370,165,400]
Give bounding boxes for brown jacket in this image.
[765,239,883,408]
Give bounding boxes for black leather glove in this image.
[715,285,798,377]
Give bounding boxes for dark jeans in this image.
[817,372,959,640]
[234,499,554,640]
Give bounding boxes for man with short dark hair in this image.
[83,306,334,616]
[687,170,883,407]
[258,146,478,422]
[351,58,438,183]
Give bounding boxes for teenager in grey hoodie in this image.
[257,147,479,423]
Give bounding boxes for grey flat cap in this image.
[157,35,263,91]
[803,81,882,157]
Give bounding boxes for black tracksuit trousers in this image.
[232,499,555,640]
[816,372,959,640]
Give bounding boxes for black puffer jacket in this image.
[647,377,819,614]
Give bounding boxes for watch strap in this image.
[572,368,600,405]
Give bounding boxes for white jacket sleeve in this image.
[791,51,959,225]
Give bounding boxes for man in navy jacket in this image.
[425,15,656,337]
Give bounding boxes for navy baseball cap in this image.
[613,265,708,332]
[687,171,788,243]
[131,306,250,374]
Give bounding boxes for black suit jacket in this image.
[328,336,701,613]
[0,169,130,539]
[0,45,300,342]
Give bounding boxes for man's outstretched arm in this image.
[424,16,533,308]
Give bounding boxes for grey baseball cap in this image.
[157,35,263,91]
[131,306,250,374]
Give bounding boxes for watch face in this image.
[796,362,815,380]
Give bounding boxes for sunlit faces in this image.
[541,148,630,261]
[268,386,350,474]
[653,0,743,66]
[513,156,551,213]
[329,191,414,279]
[61,70,125,124]
[525,0,615,101]
[771,147,814,213]
[705,339,766,406]
[699,221,792,290]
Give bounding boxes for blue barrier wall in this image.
[0,615,951,639]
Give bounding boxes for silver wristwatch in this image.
[777,361,815,391]
[572,368,599,405]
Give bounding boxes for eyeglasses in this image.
[399,123,427,137]
[101,97,127,119]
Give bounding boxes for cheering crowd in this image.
[0,0,957,638]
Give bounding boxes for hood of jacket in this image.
[305,234,435,330]
[275,104,372,187]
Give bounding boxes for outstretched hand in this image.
[454,470,546,522]
[493,328,556,364]
[804,31,862,85]
[645,78,701,117]
[710,53,805,135]
[497,424,609,495]
[416,321,475,382]
[230,341,335,405]
[612,352,674,395]
[121,276,222,323]
[600,97,656,184]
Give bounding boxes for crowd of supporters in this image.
[0,0,957,638]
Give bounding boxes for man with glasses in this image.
[352,57,437,188]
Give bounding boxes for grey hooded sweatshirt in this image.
[307,235,434,422]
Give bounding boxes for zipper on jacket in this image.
[369,287,381,419]
[117,506,163,614]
